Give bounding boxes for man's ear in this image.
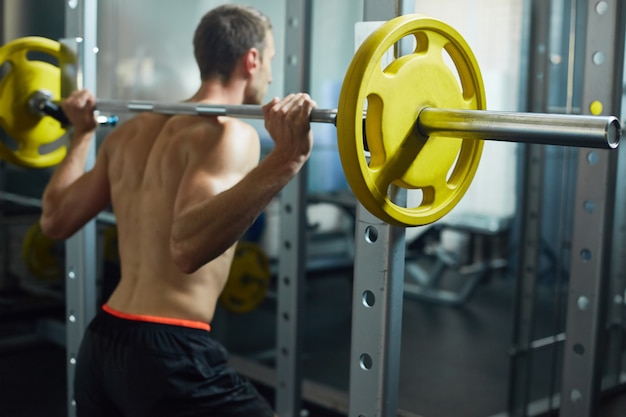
[243,48,260,77]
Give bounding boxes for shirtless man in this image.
[39,4,315,416]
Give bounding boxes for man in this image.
[40,4,315,417]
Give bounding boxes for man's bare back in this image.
[39,6,316,415]
[102,112,261,324]
[41,91,314,325]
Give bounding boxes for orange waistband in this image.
[102,304,211,332]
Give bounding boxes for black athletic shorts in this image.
[74,305,275,417]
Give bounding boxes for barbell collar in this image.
[417,108,620,149]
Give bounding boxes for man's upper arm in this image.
[172,121,261,219]
[42,140,112,239]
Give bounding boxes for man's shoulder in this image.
[180,115,258,142]
[220,116,258,136]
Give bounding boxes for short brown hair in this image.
[193,4,272,82]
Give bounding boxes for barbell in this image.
[0,14,621,227]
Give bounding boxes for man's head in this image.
[193,4,274,104]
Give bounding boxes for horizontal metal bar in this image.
[37,93,620,149]
[417,108,620,149]
[96,99,338,124]
[0,191,44,209]
[530,332,566,350]
[97,100,620,149]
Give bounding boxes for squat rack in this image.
[57,1,626,417]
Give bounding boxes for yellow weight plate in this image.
[22,222,61,282]
[337,14,485,226]
[0,36,67,168]
[220,242,271,314]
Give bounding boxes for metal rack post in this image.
[275,1,312,416]
[508,1,551,414]
[63,1,98,416]
[348,2,409,416]
[560,1,625,416]
[602,1,626,393]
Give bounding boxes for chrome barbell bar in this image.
[33,92,621,149]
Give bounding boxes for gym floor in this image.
[1,267,625,417]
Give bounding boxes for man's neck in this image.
[186,79,246,105]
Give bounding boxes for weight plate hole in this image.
[406,189,424,210]
[393,33,419,59]
[388,186,425,210]
[0,61,10,78]
[26,51,58,68]
[364,94,383,167]
[447,148,462,183]
[442,46,463,95]
[0,129,19,151]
